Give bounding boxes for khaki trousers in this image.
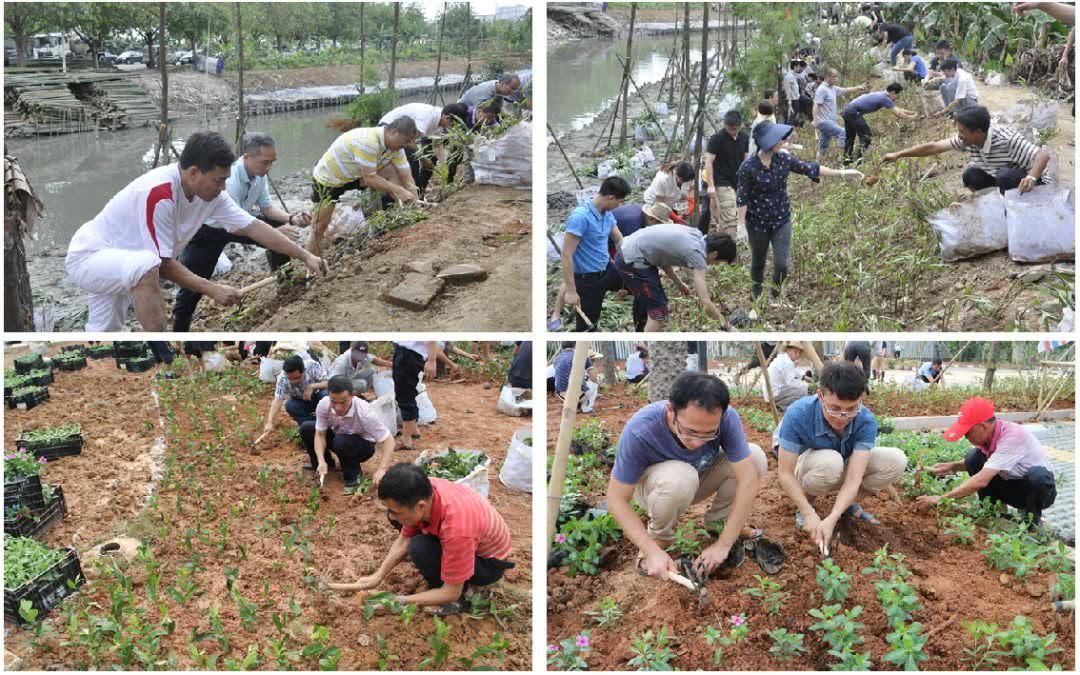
[794,446,907,497]
[633,443,768,542]
[712,186,738,237]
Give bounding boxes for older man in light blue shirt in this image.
[172,132,312,331]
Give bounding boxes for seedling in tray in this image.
[8,386,49,410]
[13,353,44,374]
[418,448,488,480]
[124,355,155,373]
[86,344,114,359]
[16,423,82,458]
[4,536,84,625]
[52,352,87,371]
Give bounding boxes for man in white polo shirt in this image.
[302,375,396,496]
[936,59,979,116]
[64,131,325,332]
[916,397,1057,525]
[379,102,469,199]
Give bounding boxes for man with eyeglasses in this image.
[774,362,907,552]
[606,371,768,580]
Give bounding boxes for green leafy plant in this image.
[375,634,398,671]
[667,520,711,557]
[740,575,787,615]
[418,448,488,480]
[548,632,591,671]
[874,575,922,628]
[809,604,865,654]
[983,525,1045,579]
[552,513,622,576]
[767,628,807,662]
[941,513,976,544]
[585,597,623,627]
[995,616,1062,664]
[4,536,68,589]
[882,621,928,671]
[703,614,749,665]
[627,626,677,671]
[3,449,48,481]
[457,632,510,670]
[420,616,451,669]
[16,423,81,446]
[861,544,912,579]
[572,418,611,453]
[964,620,1004,669]
[816,559,852,604]
[301,625,341,671]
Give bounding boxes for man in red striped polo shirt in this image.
[64,131,325,331]
[341,463,514,614]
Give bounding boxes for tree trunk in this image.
[389,3,400,91]
[668,5,678,108]
[692,3,709,225]
[620,3,637,146]
[358,3,365,94]
[462,2,473,92]
[647,341,687,402]
[681,4,691,130]
[984,342,1002,391]
[153,3,169,169]
[599,342,618,384]
[4,156,42,331]
[235,2,245,154]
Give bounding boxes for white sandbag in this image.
[259,357,284,383]
[581,380,598,413]
[986,71,1004,86]
[654,101,669,115]
[634,125,649,144]
[634,145,656,165]
[995,101,1059,130]
[417,390,437,425]
[203,352,228,372]
[499,428,533,493]
[326,202,367,239]
[471,121,532,187]
[927,189,1007,262]
[497,384,533,417]
[212,252,233,277]
[1056,307,1075,332]
[547,231,566,263]
[575,185,599,203]
[373,370,394,398]
[597,159,616,179]
[1005,187,1074,263]
[370,392,399,437]
[416,448,489,497]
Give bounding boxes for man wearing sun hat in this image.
[915,398,1057,525]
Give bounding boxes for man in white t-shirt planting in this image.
[65,131,325,331]
[764,342,811,412]
[916,398,1057,525]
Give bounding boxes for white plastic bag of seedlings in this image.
[496,384,533,417]
[326,202,367,239]
[203,352,228,372]
[370,392,399,437]
[259,357,284,383]
[1005,187,1074,263]
[471,121,532,188]
[417,388,438,426]
[927,188,1008,262]
[212,252,233,277]
[373,370,395,398]
[416,448,489,497]
[500,428,533,493]
[596,159,616,179]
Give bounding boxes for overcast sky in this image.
[418,1,522,20]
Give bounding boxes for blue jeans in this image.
[284,389,326,425]
[817,119,846,151]
[890,35,913,66]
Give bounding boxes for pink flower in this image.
[38,457,47,464]
[575,634,590,648]
[730,614,746,626]
[547,644,560,653]
[555,533,567,543]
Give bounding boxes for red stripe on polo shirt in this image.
[145,182,172,253]
[403,478,512,584]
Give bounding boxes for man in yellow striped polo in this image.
[307,117,420,256]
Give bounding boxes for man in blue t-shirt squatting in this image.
[607,371,768,579]
[774,361,908,553]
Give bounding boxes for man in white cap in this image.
[329,341,392,396]
[916,397,1057,524]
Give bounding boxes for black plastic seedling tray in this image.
[13,354,44,375]
[16,432,83,460]
[113,342,148,358]
[4,475,46,512]
[3,546,83,626]
[8,388,49,410]
[4,486,66,538]
[60,345,87,356]
[124,356,155,373]
[86,345,113,359]
[24,370,53,387]
[53,356,87,372]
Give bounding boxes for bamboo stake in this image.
[359,3,366,94]
[757,342,780,422]
[746,340,786,400]
[613,53,666,139]
[547,341,591,558]
[547,122,584,190]
[591,71,629,155]
[430,3,447,105]
[619,3,637,146]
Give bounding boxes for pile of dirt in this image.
[5,348,533,671]
[546,382,1075,671]
[193,184,532,332]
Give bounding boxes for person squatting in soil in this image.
[307,117,421,257]
[378,102,471,200]
[764,342,815,412]
[302,375,396,496]
[883,105,1053,194]
[171,132,315,332]
[607,371,768,580]
[329,341,391,397]
[624,345,649,384]
[263,354,329,434]
[774,362,908,553]
[336,463,514,615]
[917,357,946,387]
[64,130,325,332]
[915,397,1057,525]
[549,342,600,413]
[643,161,695,223]
[391,341,438,452]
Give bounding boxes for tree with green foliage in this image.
[5,3,53,67]
[727,4,810,116]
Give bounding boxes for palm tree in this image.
[647,341,687,403]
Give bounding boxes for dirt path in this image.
[5,345,533,671]
[193,185,531,331]
[546,382,1075,671]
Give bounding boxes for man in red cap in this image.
[915,398,1057,525]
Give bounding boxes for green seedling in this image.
[874,575,922,628]
[996,616,1062,663]
[703,614,749,665]
[740,575,787,616]
[941,513,976,544]
[420,616,451,669]
[553,513,622,576]
[17,423,81,446]
[223,645,260,671]
[627,626,676,671]
[816,559,852,604]
[418,448,488,480]
[767,628,807,662]
[457,632,510,669]
[301,625,342,671]
[964,620,1004,669]
[667,521,710,557]
[983,525,1045,579]
[882,621,928,671]
[4,536,68,589]
[861,544,911,579]
[585,597,622,627]
[4,449,48,481]
[375,634,399,671]
[548,631,592,671]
